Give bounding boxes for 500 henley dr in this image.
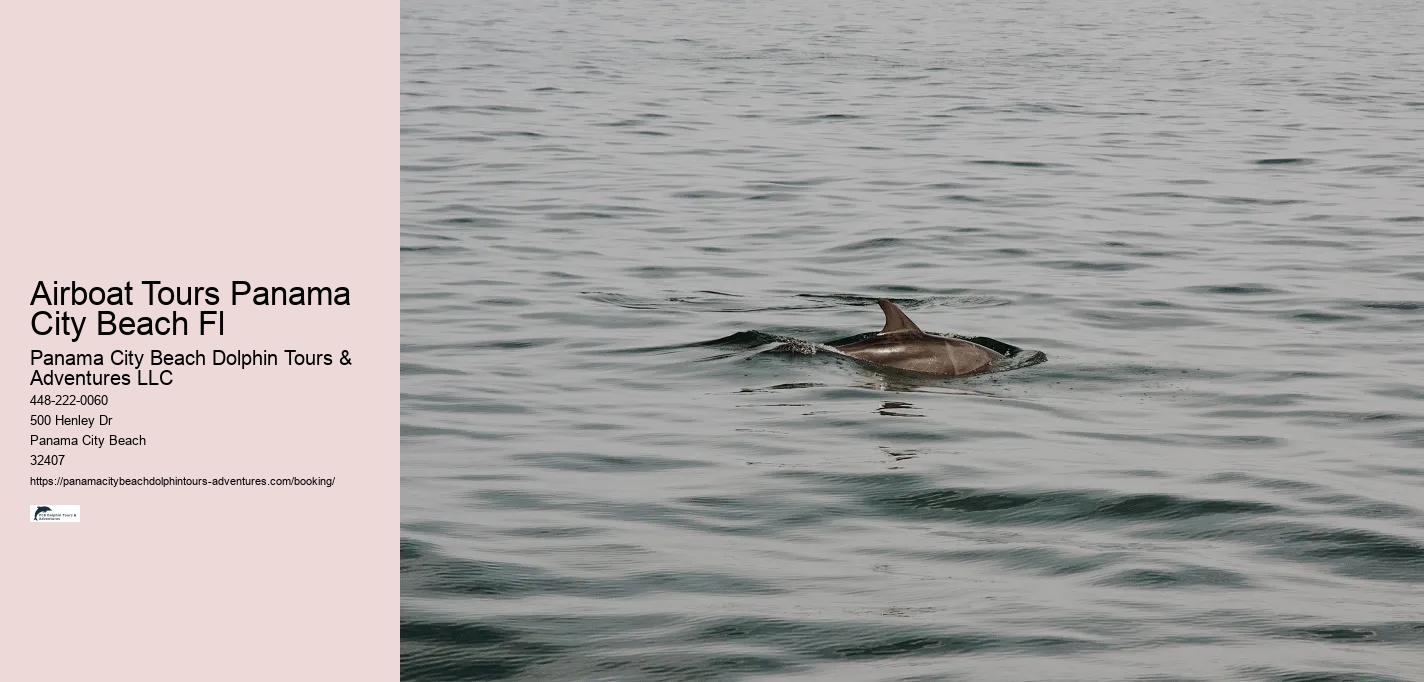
[29,280,352,342]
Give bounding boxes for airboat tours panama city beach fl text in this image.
[26,279,353,481]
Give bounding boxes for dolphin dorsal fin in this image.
[876,298,922,334]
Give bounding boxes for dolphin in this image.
[832,299,1004,377]
[33,506,52,520]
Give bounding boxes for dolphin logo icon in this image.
[33,506,52,520]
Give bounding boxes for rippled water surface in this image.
[401,1,1424,679]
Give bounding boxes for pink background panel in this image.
[1,2,397,679]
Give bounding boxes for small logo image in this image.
[30,505,80,522]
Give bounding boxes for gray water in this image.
[400,1,1424,679]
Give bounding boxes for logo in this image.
[30,505,80,522]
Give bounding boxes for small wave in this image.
[1254,157,1314,165]
[969,159,1063,169]
[1184,283,1284,296]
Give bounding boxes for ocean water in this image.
[400,1,1424,679]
